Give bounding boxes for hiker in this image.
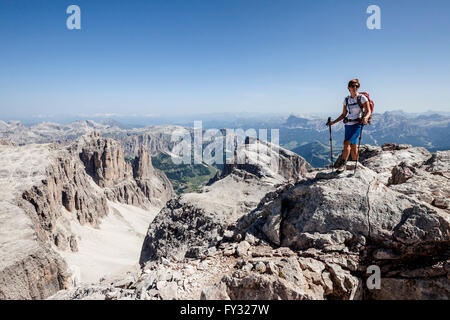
[327,79,372,172]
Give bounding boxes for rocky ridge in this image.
[51,143,449,300]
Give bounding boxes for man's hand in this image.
[361,117,369,125]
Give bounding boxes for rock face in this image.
[74,132,131,188]
[118,130,179,157]
[218,137,312,183]
[0,239,69,300]
[139,138,311,263]
[0,133,174,300]
[22,149,109,234]
[71,132,174,208]
[133,148,174,207]
[0,144,78,299]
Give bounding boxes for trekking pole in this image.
[327,117,333,170]
[354,124,364,174]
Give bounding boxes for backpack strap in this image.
[357,94,363,109]
[357,93,369,121]
[344,96,350,123]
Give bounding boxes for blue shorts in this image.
[344,124,362,145]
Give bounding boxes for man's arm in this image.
[329,105,347,125]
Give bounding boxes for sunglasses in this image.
[349,84,359,88]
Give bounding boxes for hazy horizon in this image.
[2,108,450,127]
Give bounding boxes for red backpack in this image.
[345,92,374,124]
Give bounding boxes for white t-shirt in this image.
[343,94,368,125]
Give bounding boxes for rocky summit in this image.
[49,143,449,300]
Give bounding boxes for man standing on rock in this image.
[327,79,372,172]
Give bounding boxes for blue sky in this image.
[0,0,449,118]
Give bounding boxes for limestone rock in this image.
[266,261,279,275]
[6,139,448,301]
[0,133,174,300]
[367,277,450,300]
[0,143,105,299]
[388,162,415,185]
[219,137,312,182]
[359,144,432,184]
[71,133,173,208]
[158,282,178,300]
[423,150,450,174]
[139,138,310,263]
[0,243,69,300]
[48,283,122,300]
[222,272,306,300]
[239,150,449,299]
[250,167,449,259]
[386,157,450,212]
[325,263,359,300]
[236,241,251,257]
[137,144,449,300]
[201,282,230,300]
[132,147,174,207]
[254,261,266,273]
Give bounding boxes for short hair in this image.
[348,78,360,88]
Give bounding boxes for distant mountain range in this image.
[279,111,450,166]
[1,110,449,168]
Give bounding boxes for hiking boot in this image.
[336,161,347,173]
[333,157,345,169]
